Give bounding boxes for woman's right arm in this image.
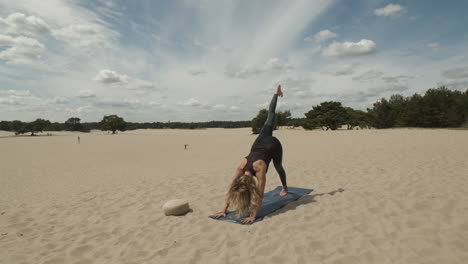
[210,159,246,218]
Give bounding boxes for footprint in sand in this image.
[70,245,93,258]
[42,257,66,264]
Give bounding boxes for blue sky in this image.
[0,0,467,122]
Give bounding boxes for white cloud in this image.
[0,34,45,64]
[322,39,376,57]
[437,79,468,90]
[93,69,129,83]
[427,42,439,52]
[266,57,293,71]
[353,70,384,82]
[93,69,156,91]
[322,64,356,76]
[94,99,144,109]
[438,66,468,90]
[50,96,69,104]
[374,4,406,17]
[225,57,293,79]
[177,98,203,107]
[272,77,315,99]
[382,75,414,83]
[442,66,468,79]
[0,13,51,36]
[0,89,35,106]
[188,69,206,76]
[0,89,32,96]
[0,89,44,107]
[353,85,408,101]
[53,24,117,48]
[77,89,96,98]
[305,29,338,43]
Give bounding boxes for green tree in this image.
[344,107,369,130]
[305,101,347,130]
[301,119,320,130]
[65,117,84,131]
[367,98,394,128]
[10,120,27,135]
[275,110,292,127]
[100,115,126,134]
[0,121,10,131]
[251,109,292,134]
[27,118,51,136]
[421,87,464,127]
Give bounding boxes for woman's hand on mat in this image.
[241,215,256,223]
[210,212,226,218]
[276,85,283,97]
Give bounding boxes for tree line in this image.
[1,86,467,135]
[252,86,467,132]
[0,115,252,135]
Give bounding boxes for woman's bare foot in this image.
[280,186,288,196]
[276,85,283,97]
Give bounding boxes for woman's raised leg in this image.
[258,93,278,137]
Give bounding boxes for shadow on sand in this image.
[267,188,345,218]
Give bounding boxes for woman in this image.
[211,85,288,223]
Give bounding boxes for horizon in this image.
[1,0,468,122]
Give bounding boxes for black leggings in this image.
[255,94,287,187]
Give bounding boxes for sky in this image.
[0,0,467,122]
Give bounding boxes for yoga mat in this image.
[209,186,313,225]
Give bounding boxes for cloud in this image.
[93,99,144,109]
[0,89,34,106]
[437,79,468,90]
[374,4,406,17]
[333,85,409,104]
[357,85,408,100]
[225,57,293,79]
[322,39,376,57]
[382,75,414,83]
[212,104,241,112]
[176,98,203,107]
[53,24,117,48]
[93,69,129,83]
[0,89,32,96]
[266,57,293,71]
[0,89,43,107]
[305,29,338,43]
[442,66,468,79]
[77,89,96,99]
[50,96,69,104]
[0,34,45,65]
[0,13,51,36]
[427,42,439,52]
[352,70,384,82]
[225,65,263,79]
[439,66,468,90]
[271,76,315,99]
[322,64,356,76]
[188,69,206,76]
[93,69,156,91]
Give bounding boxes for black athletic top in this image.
[242,136,281,176]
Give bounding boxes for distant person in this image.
[78,136,80,144]
[184,144,188,150]
[211,85,288,223]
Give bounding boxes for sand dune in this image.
[1,128,468,264]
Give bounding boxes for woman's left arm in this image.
[241,171,266,223]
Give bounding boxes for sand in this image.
[1,128,468,264]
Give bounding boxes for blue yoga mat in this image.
[209,186,313,225]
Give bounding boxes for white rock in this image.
[163,199,190,216]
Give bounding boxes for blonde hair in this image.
[227,175,260,218]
